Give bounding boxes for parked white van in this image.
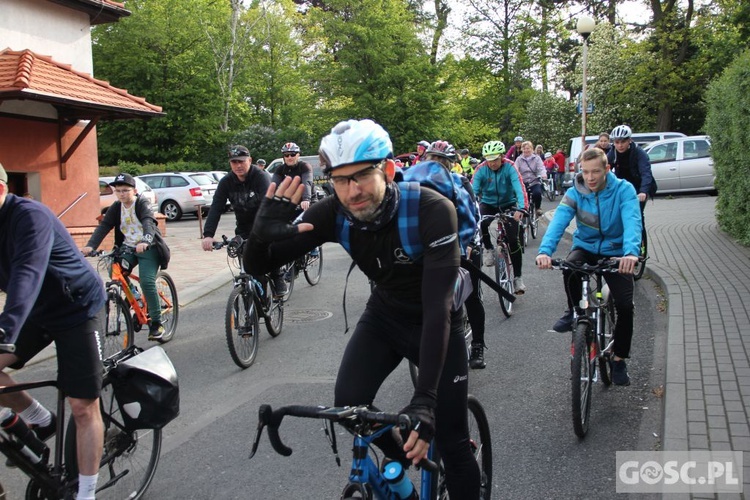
[566,132,686,170]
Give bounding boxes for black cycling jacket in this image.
[244,187,459,407]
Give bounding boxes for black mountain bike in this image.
[550,258,622,438]
[214,235,284,369]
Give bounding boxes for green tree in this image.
[518,91,577,151]
[303,0,442,153]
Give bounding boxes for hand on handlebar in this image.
[536,254,552,269]
[618,255,639,274]
[201,237,215,252]
[399,401,435,466]
[513,210,524,222]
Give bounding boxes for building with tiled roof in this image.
[0,0,163,239]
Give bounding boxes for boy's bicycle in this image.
[250,396,492,499]
[550,258,622,438]
[633,220,648,281]
[0,345,166,500]
[92,247,178,360]
[213,235,284,369]
[542,175,556,201]
[483,209,526,317]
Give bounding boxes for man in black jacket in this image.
[0,162,105,500]
[201,146,287,295]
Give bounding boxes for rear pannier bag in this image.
[110,346,179,430]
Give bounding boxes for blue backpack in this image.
[336,161,478,260]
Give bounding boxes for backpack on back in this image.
[336,161,478,260]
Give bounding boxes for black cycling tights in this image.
[334,302,481,499]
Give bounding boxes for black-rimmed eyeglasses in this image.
[329,164,381,188]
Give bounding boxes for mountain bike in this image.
[483,210,525,317]
[0,345,166,500]
[91,247,178,360]
[213,235,284,369]
[250,395,492,499]
[550,258,622,438]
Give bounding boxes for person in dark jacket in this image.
[606,125,656,208]
[83,173,170,340]
[201,145,287,295]
[0,162,105,500]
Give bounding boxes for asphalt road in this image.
[3,205,668,499]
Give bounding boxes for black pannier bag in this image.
[110,346,179,430]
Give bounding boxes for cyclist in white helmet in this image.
[245,119,482,498]
[606,125,656,206]
[505,135,524,162]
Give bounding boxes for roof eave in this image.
[0,90,165,121]
[45,0,130,25]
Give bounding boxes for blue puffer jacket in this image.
[538,171,642,257]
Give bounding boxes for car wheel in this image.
[161,201,183,221]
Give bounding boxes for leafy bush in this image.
[704,49,750,246]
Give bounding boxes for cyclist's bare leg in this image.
[69,396,104,475]
[0,355,35,411]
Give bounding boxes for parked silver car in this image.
[643,135,714,194]
[99,176,158,214]
[138,172,213,221]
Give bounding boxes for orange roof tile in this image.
[0,48,163,120]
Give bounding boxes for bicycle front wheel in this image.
[65,383,162,500]
[101,293,134,361]
[154,271,179,343]
[494,246,514,317]
[571,322,594,438]
[546,181,555,201]
[468,395,493,499]
[281,262,295,302]
[633,229,647,281]
[303,246,323,286]
[225,286,260,369]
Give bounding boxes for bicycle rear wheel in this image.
[264,295,284,338]
[571,322,594,438]
[303,246,323,285]
[65,382,162,500]
[225,286,260,369]
[494,246,514,317]
[154,271,179,343]
[101,293,134,361]
[633,229,647,281]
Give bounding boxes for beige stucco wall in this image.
[0,0,93,74]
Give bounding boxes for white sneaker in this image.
[483,248,495,267]
[514,277,526,294]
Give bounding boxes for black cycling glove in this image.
[399,397,436,443]
[251,195,303,243]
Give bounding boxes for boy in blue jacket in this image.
[536,147,641,385]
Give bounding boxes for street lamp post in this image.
[577,16,595,168]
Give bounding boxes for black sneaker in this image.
[552,309,574,332]
[469,343,486,369]
[273,276,288,297]
[612,359,631,386]
[148,321,165,341]
[31,412,57,442]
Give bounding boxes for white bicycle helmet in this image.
[319,119,393,172]
[514,136,523,142]
[610,125,632,140]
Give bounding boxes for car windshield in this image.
[189,174,215,186]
